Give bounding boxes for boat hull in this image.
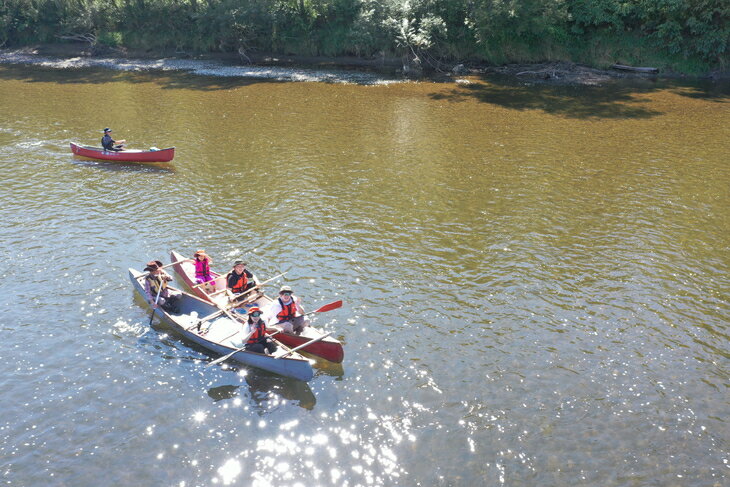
[71,142,175,162]
[128,268,314,381]
[170,250,229,307]
[266,327,345,363]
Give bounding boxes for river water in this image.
[0,62,728,486]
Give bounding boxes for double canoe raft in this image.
[129,268,314,382]
[170,250,345,363]
[70,142,175,163]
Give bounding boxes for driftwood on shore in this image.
[611,64,658,74]
[516,69,554,79]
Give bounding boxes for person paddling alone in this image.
[101,128,125,152]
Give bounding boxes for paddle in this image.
[301,300,343,317]
[148,277,164,326]
[192,278,220,290]
[277,332,333,359]
[206,326,286,366]
[266,299,342,329]
[192,270,285,300]
[189,303,246,328]
[192,296,341,334]
[228,272,288,303]
[208,287,229,296]
[138,259,192,279]
[206,329,256,367]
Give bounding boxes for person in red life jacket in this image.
[192,249,216,291]
[242,306,277,355]
[101,128,125,151]
[263,285,309,335]
[143,260,181,313]
[226,260,258,297]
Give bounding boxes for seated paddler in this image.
[143,260,181,313]
[101,127,126,151]
[233,306,277,355]
[263,285,309,335]
[226,260,259,300]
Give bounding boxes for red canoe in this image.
[170,250,345,363]
[70,142,175,163]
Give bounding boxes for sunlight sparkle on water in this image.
[217,458,242,485]
[193,411,206,422]
[311,433,328,445]
[279,419,299,430]
[330,468,341,483]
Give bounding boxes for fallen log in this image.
[611,64,658,74]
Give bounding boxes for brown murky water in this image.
[0,64,728,486]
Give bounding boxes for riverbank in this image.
[2,43,728,86]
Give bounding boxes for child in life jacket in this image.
[193,250,216,292]
[242,306,277,355]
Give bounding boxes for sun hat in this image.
[248,306,261,314]
[194,249,206,257]
[103,128,112,133]
[279,285,293,294]
[233,260,247,266]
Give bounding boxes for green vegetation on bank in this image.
[1,0,728,73]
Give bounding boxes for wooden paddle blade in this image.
[314,300,342,313]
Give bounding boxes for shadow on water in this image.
[432,75,667,119]
[207,373,316,410]
[71,157,175,173]
[244,372,316,410]
[434,76,728,118]
[671,81,730,102]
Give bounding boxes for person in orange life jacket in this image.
[242,306,277,354]
[101,128,125,151]
[143,260,181,313]
[192,250,215,291]
[263,285,309,335]
[226,260,257,296]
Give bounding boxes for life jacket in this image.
[229,271,248,293]
[247,320,266,344]
[146,275,167,297]
[195,258,211,280]
[276,297,298,322]
[101,134,114,150]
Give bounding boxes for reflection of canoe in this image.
[70,142,175,162]
[170,250,344,363]
[128,268,314,382]
[244,374,317,410]
[207,377,317,410]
